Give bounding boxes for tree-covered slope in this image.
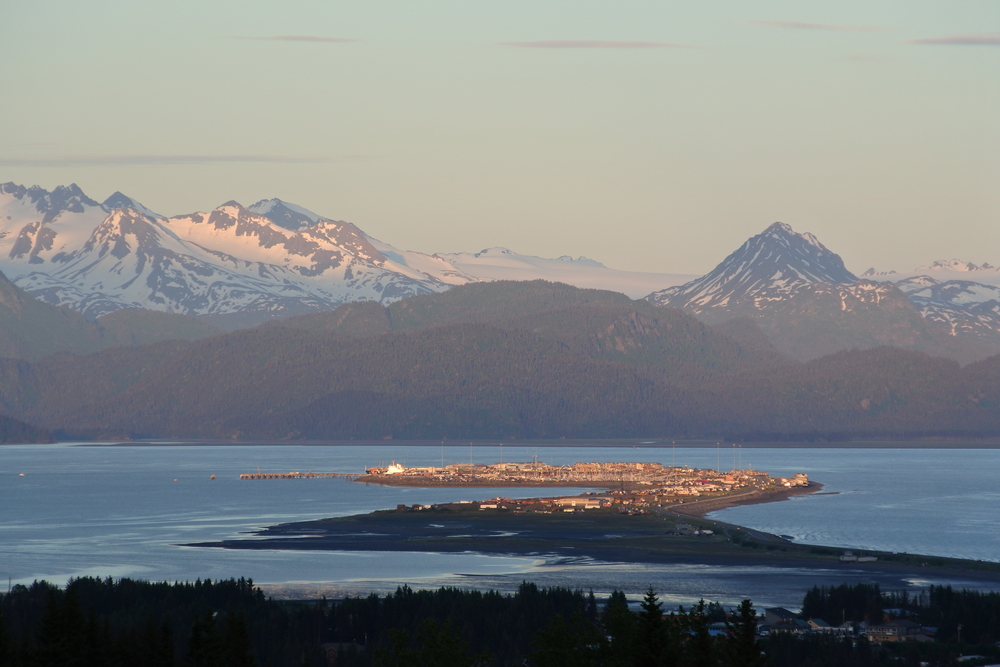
[0,280,998,441]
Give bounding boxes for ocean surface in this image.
[3,442,999,609]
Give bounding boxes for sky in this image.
[1,0,998,275]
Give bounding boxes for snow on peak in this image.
[102,192,162,218]
[862,267,899,277]
[917,259,995,272]
[248,198,325,231]
[472,247,516,257]
[556,255,606,268]
[646,221,856,318]
[0,182,104,223]
[764,221,795,235]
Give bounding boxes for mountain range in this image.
[1,279,998,442]
[0,183,691,329]
[4,180,1000,441]
[646,222,1000,362]
[5,182,1000,363]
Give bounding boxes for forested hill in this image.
[0,281,999,441]
[0,268,221,361]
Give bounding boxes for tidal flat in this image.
[193,502,1000,588]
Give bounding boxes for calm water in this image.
[2,442,999,608]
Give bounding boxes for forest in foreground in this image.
[2,577,1000,667]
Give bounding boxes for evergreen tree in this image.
[635,587,676,667]
[684,600,715,667]
[722,600,767,667]
[372,628,412,667]
[221,613,255,667]
[183,613,223,667]
[35,586,86,667]
[0,607,9,667]
[530,612,601,667]
[602,590,636,667]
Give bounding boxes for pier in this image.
[239,471,360,480]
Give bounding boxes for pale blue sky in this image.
[2,1,998,274]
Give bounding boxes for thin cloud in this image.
[907,33,1000,45]
[500,40,693,49]
[845,53,886,62]
[0,155,338,168]
[748,20,885,32]
[231,35,358,43]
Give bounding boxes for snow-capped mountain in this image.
[895,276,1000,337]
[646,222,857,320]
[438,247,694,299]
[865,259,1000,285]
[917,259,995,273]
[861,267,898,277]
[1,182,691,326]
[0,183,477,325]
[103,191,163,218]
[248,198,324,231]
[641,221,1000,360]
[248,198,474,287]
[856,261,1000,340]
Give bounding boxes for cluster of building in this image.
[364,460,807,507]
[759,608,936,643]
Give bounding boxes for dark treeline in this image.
[802,583,1000,644]
[0,414,51,444]
[5,578,1000,666]
[0,577,327,667]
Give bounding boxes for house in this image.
[865,620,931,643]
[764,608,798,625]
[553,497,602,509]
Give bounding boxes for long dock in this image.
[239,471,360,480]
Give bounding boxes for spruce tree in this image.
[602,590,636,667]
[636,587,678,667]
[221,613,255,667]
[684,600,716,667]
[722,600,767,667]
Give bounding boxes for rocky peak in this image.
[248,198,322,231]
[646,222,856,320]
[102,192,162,218]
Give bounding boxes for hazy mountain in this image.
[0,281,791,439]
[1,281,999,441]
[916,259,996,274]
[896,276,1000,337]
[0,266,220,361]
[438,247,694,299]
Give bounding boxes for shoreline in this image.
[33,439,1000,449]
[188,478,1000,587]
[354,476,619,489]
[665,482,824,518]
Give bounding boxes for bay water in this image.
[2,442,998,609]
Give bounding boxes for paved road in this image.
[654,505,788,544]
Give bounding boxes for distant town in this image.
[356,460,810,514]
